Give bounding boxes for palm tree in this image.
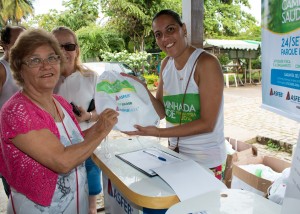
[0,0,34,25]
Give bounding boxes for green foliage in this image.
[25,10,60,31]
[159,51,167,60]
[101,50,151,73]
[0,0,34,25]
[204,0,258,38]
[76,25,109,61]
[217,53,230,66]
[251,57,261,69]
[20,0,260,62]
[267,140,281,151]
[58,0,99,31]
[143,73,159,85]
[76,25,126,62]
[100,0,182,52]
[239,25,261,41]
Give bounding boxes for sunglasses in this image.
[60,43,77,51]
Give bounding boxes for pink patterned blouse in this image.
[0,91,84,206]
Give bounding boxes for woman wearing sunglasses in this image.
[0,28,118,213]
[52,26,103,214]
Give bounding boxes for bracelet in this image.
[87,112,93,123]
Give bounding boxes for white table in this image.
[93,136,190,213]
[166,189,281,214]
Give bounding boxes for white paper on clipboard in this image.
[115,147,182,177]
[152,159,227,201]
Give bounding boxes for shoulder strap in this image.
[174,53,201,152]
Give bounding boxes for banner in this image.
[261,0,300,122]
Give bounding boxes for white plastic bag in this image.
[268,167,290,205]
[95,70,160,131]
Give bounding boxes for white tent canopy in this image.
[203,39,261,84]
[204,39,261,51]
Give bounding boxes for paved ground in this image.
[223,85,299,150]
[1,84,299,213]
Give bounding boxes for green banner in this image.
[264,0,300,33]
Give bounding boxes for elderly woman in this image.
[0,29,118,213]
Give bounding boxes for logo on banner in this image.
[107,179,134,214]
[270,88,283,97]
[286,92,300,104]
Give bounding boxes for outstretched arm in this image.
[12,108,119,174]
[125,52,224,138]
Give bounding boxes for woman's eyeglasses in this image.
[23,55,61,68]
[60,43,77,51]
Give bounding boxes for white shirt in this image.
[55,70,98,131]
[0,57,20,108]
[162,49,226,168]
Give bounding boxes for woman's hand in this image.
[94,108,119,134]
[84,108,119,142]
[120,72,147,87]
[123,125,160,137]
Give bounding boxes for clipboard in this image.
[115,147,182,177]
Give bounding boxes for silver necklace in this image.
[23,91,58,120]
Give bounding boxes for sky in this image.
[33,0,261,23]
[244,0,261,24]
[33,0,65,15]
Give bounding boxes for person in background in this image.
[0,25,25,106]
[0,25,25,198]
[0,28,118,213]
[52,26,102,214]
[124,9,226,180]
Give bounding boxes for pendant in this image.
[180,77,183,81]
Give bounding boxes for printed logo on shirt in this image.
[164,93,200,124]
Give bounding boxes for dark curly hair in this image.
[0,25,26,46]
[152,9,183,27]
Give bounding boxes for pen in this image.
[143,150,166,161]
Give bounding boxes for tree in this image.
[100,0,182,52]
[26,0,99,32]
[101,0,258,52]
[57,0,99,31]
[204,0,258,38]
[239,25,261,41]
[25,9,60,31]
[0,0,33,25]
[76,24,125,61]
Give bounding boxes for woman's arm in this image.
[12,108,118,174]
[125,52,224,138]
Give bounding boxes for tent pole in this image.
[249,51,252,84]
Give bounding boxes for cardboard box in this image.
[232,156,291,196]
[223,137,257,188]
